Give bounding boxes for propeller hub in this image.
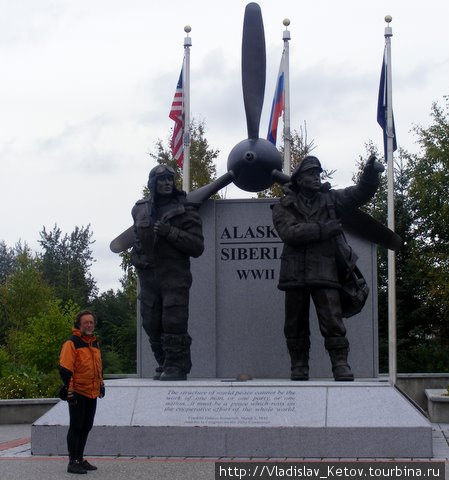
[227,138,282,192]
[245,151,256,162]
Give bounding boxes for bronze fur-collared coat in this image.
[272,178,378,291]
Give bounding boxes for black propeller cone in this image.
[228,138,281,192]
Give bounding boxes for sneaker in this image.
[81,459,98,471]
[67,460,87,474]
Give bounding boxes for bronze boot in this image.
[150,341,165,380]
[159,333,192,381]
[286,338,310,381]
[325,337,354,381]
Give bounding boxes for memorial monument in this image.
[110,3,400,380]
[32,3,432,459]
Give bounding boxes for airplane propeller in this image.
[191,2,284,199]
[110,2,401,254]
[111,2,286,253]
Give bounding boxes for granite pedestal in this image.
[32,379,432,458]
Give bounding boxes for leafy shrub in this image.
[37,370,61,398]
[0,373,40,399]
[0,368,61,399]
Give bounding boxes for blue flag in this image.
[377,49,397,159]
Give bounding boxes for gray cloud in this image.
[34,115,126,174]
[0,1,67,47]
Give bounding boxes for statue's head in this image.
[147,165,179,198]
[291,156,323,194]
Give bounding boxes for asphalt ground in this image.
[0,424,448,480]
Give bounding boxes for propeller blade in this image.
[271,169,291,185]
[186,171,235,205]
[110,173,235,253]
[341,210,402,251]
[242,2,266,139]
[110,226,135,253]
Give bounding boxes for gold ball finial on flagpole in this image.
[283,18,290,27]
[385,15,392,24]
[184,25,191,34]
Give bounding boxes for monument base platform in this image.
[32,379,432,458]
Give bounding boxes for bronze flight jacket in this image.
[130,195,204,288]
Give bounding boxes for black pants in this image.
[137,268,190,341]
[67,393,97,461]
[284,287,346,340]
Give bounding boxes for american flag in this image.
[169,68,184,168]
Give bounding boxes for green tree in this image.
[352,145,432,372]
[14,299,78,373]
[0,241,16,284]
[119,252,137,311]
[354,115,449,373]
[0,247,53,346]
[257,124,318,198]
[38,224,97,306]
[90,289,136,373]
[149,119,219,192]
[407,97,449,352]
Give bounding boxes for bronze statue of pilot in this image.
[272,155,381,381]
[130,165,204,381]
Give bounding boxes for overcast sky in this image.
[1,0,448,293]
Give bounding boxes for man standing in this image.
[272,155,380,381]
[130,164,204,381]
[59,310,105,474]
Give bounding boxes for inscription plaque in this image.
[132,384,327,427]
[164,388,296,425]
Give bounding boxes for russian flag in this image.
[267,56,285,145]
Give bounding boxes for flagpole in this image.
[282,19,291,175]
[384,15,397,386]
[183,25,192,193]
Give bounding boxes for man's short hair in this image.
[74,310,97,328]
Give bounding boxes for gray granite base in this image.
[32,379,432,458]
[425,389,449,423]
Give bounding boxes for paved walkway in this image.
[0,423,448,479]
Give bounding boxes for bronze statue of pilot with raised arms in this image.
[272,155,381,381]
[130,165,204,381]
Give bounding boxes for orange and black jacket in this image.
[59,328,104,399]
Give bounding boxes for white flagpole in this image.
[384,15,397,386]
[183,26,192,193]
[282,19,291,175]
